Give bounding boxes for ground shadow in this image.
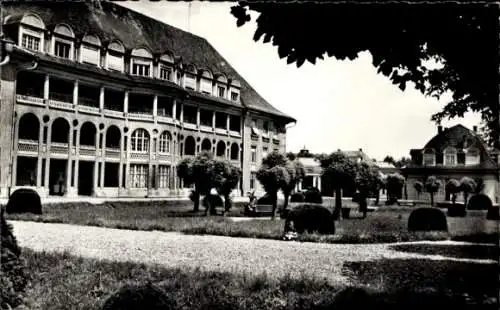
[342,258,499,306]
[389,244,499,260]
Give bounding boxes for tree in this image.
[256,152,291,219]
[373,173,386,206]
[285,152,296,161]
[213,161,242,213]
[425,176,442,206]
[354,162,379,218]
[385,173,405,205]
[395,157,412,169]
[459,176,477,205]
[320,151,357,219]
[445,179,460,204]
[414,181,423,202]
[231,3,499,148]
[383,156,395,165]
[282,159,306,210]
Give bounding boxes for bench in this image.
[244,203,274,217]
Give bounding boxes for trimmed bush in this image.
[341,207,351,219]
[447,204,466,217]
[256,195,274,205]
[486,206,499,220]
[304,187,323,204]
[408,207,448,232]
[467,194,493,210]
[1,208,28,309]
[202,194,223,215]
[101,282,176,310]
[284,203,335,234]
[289,192,305,203]
[6,188,42,215]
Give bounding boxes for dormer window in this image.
[423,149,435,166]
[159,65,172,81]
[80,34,101,66]
[158,53,174,81]
[229,79,241,102]
[18,14,45,52]
[107,40,125,72]
[466,147,480,166]
[184,64,197,90]
[231,92,239,101]
[130,48,153,78]
[215,73,227,99]
[199,69,213,95]
[443,147,457,166]
[52,24,75,60]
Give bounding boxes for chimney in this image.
[473,126,477,133]
[359,148,363,152]
[438,125,443,134]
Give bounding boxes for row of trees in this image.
[414,176,482,206]
[177,151,241,214]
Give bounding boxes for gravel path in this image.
[10,221,496,285]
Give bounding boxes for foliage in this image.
[6,188,42,215]
[445,179,460,204]
[467,194,493,210]
[1,208,28,309]
[282,160,306,208]
[447,204,466,218]
[354,162,380,215]
[408,207,448,232]
[303,187,323,204]
[394,157,412,169]
[102,282,176,310]
[413,181,423,197]
[383,156,395,165]
[289,192,305,203]
[486,206,499,220]
[459,176,477,204]
[284,204,335,234]
[231,3,500,148]
[424,176,442,206]
[385,173,405,204]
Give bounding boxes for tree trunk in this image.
[359,193,368,218]
[193,190,200,212]
[464,193,469,207]
[452,193,456,205]
[333,188,343,220]
[271,191,278,220]
[430,193,434,207]
[224,194,232,213]
[375,191,380,206]
[283,192,290,210]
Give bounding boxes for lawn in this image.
[18,247,499,309]
[5,200,499,244]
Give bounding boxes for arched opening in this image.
[201,138,212,152]
[184,136,195,156]
[422,149,435,166]
[230,142,239,160]
[106,125,121,149]
[79,122,96,146]
[18,113,39,141]
[130,128,150,152]
[216,141,226,157]
[159,131,172,153]
[51,118,70,143]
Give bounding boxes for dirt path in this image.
[10,221,495,285]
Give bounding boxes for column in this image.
[44,125,52,190]
[196,107,200,127]
[180,102,184,123]
[212,111,215,129]
[317,175,322,192]
[100,132,106,188]
[153,95,158,117]
[65,124,74,195]
[99,86,105,111]
[36,122,43,187]
[124,132,130,189]
[43,74,50,101]
[73,80,78,105]
[74,128,81,191]
[93,130,99,193]
[118,129,124,188]
[123,91,129,115]
[172,99,177,120]
[103,48,108,69]
[226,114,230,132]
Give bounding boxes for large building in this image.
[0,2,295,199]
[402,125,499,204]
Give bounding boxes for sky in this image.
[117,1,482,161]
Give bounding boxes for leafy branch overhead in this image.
[231,3,499,147]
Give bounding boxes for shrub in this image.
[467,194,493,210]
[101,282,176,310]
[1,208,28,309]
[289,192,305,203]
[6,188,42,215]
[284,204,335,234]
[408,207,448,232]
[447,204,466,217]
[202,194,223,215]
[304,187,323,204]
[486,206,499,220]
[256,195,274,205]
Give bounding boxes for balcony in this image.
[215,128,227,135]
[105,148,121,161]
[128,112,154,121]
[78,105,100,115]
[79,145,96,158]
[50,142,69,157]
[158,153,172,162]
[17,139,38,155]
[48,93,74,111]
[157,115,174,124]
[183,122,197,130]
[103,109,124,118]
[130,152,149,161]
[229,130,241,138]
[200,125,213,133]
[16,94,45,107]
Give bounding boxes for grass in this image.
[6,201,499,244]
[389,243,500,260]
[19,248,499,309]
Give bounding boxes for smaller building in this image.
[402,124,499,204]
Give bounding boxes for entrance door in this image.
[49,159,67,196]
[78,161,94,196]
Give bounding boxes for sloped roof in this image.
[3,1,295,122]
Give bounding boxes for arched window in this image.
[107,40,125,72]
[130,129,150,152]
[183,64,197,90]
[229,79,241,102]
[215,73,227,98]
[159,131,172,154]
[52,24,75,59]
[184,136,195,156]
[80,34,101,66]
[106,125,121,149]
[130,47,153,77]
[466,147,480,166]
[201,138,212,152]
[159,51,174,81]
[230,142,239,160]
[51,118,70,143]
[199,69,213,95]
[19,13,45,52]
[216,141,226,157]
[79,122,96,146]
[18,113,39,141]
[423,148,435,166]
[443,146,457,166]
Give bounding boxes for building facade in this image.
[402,125,499,204]
[0,2,294,199]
